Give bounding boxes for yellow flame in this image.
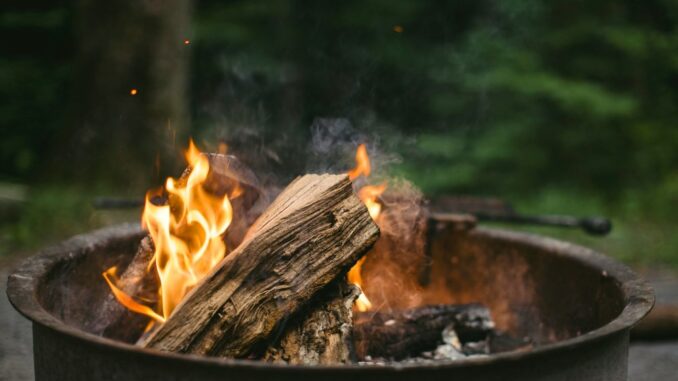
[104,140,233,327]
[347,144,386,311]
[103,267,165,323]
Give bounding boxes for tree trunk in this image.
[67,0,192,186]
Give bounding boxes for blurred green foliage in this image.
[0,1,676,265]
[0,1,72,181]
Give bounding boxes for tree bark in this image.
[142,174,379,357]
[264,280,360,365]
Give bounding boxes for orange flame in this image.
[103,267,165,323]
[347,144,371,180]
[103,140,234,327]
[347,144,386,311]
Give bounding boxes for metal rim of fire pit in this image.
[7,223,654,372]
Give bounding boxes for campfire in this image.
[6,137,654,380]
[95,140,500,363]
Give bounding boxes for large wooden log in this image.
[142,174,380,357]
[353,304,493,360]
[264,280,360,365]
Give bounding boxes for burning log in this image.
[352,304,494,360]
[94,237,158,342]
[98,152,267,341]
[264,280,360,365]
[141,174,380,357]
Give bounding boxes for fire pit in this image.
[7,220,653,380]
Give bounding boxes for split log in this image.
[264,280,360,365]
[353,304,494,360]
[142,174,380,357]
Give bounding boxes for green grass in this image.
[484,189,678,268]
[0,186,140,257]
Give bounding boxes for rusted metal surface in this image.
[7,223,653,381]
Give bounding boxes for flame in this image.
[359,184,387,220]
[347,144,386,311]
[347,144,371,180]
[103,140,234,327]
[103,267,165,323]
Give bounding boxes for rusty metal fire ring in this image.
[7,223,654,381]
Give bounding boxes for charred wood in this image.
[353,304,493,360]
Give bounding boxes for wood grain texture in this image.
[142,174,380,357]
[264,280,360,365]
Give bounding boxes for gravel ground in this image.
[629,342,678,381]
[1,255,676,381]
[0,263,33,381]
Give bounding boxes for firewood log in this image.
[353,304,494,360]
[263,280,360,365]
[142,174,380,357]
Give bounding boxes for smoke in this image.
[362,180,429,312]
[305,117,430,312]
[306,117,401,180]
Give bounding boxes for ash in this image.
[358,324,490,366]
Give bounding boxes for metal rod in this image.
[432,212,612,236]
